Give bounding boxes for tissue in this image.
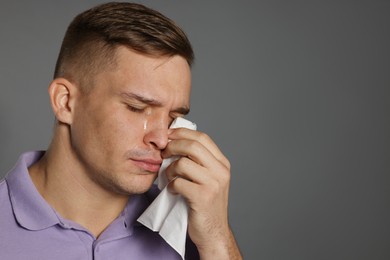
[137,117,197,259]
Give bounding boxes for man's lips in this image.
[131,158,162,173]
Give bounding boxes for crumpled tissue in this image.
[137,117,197,259]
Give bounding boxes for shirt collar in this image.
[6,151,60,230]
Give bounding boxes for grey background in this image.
[1,1,389,259]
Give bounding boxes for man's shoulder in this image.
[0,178,9,203]
[0,177,16,228]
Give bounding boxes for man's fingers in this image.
[165,157,208,184]
[167,128,230,170]
[163,139,215,169]
[168,172,225,209]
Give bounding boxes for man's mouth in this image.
[131,158,162,173]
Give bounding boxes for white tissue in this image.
[137,117,197,259]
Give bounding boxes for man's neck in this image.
[28,128,129,238]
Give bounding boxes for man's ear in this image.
[48,78,78,125]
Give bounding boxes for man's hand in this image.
[162,128,242,259]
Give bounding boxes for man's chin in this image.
[121,176,157,195]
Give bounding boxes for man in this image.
[0,2,242,259]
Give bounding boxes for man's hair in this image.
[54,2,194,91]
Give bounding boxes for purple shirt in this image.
[0,151,199,259]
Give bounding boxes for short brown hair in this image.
[54,2,194,90]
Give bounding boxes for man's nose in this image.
[143,117,170,150]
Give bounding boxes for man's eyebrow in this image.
[120,92,190,115]
[121,92,162,106]
[173,106,190,116]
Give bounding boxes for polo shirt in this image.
[0,151,199,259]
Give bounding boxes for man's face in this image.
[70,46,191,195]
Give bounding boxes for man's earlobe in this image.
[48,78,77,125]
